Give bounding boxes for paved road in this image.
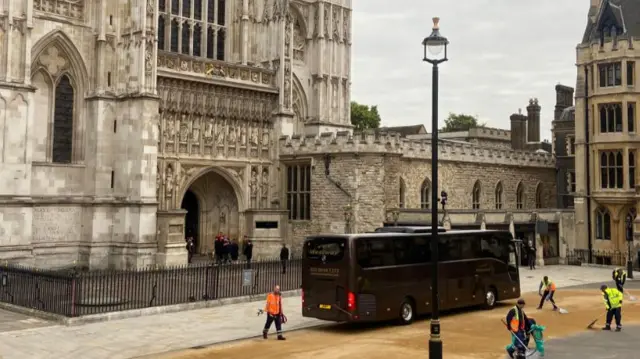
[508,325,640,359]
[0,265,629,359]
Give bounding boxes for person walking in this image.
[243,236,253,268]
[186,237,195,264]
[280,243,289,274]
[600,284,623,331]
[262,285,286,340]
[230,239,239,262]
[527,240,536,270]
[505,298,529,359]
[612,268,627,293]
[537,276,558,311]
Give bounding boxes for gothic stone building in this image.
[0,0,352,269]
[0,0,564,270]
[574,0,640,253]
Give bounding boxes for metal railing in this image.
[565,249,639,269]
[0,257,301,317]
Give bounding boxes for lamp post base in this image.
[428,337,443,359]
[429,319,442,359]
[627,260,634,279]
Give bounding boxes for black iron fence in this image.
[566,248,639,269]
[0,257,301,317]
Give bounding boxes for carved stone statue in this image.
[165,164,174,198]
[215,120,225,143]
[228,120,237,144]
[261,168,269,198]
[179,115,189,142]
[240,123,247,145]
[250,168,259,196]
[250,125,259,146]
[204,118,214,143]
[191,117,200,142]
[262,123,270,147]
[165,114,175,141]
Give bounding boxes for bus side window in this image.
[393,237,412,265]
[412,236,431,263]
[358,239,394,267]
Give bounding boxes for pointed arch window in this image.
[399,178,406,208]
[52,75,75,163]
[595,207,612,240]
[535,183,543,209]
[31,39,85,165]
[472,181,481,210]
[420,179,431,209]
[159,0,226,60]
[516,182,525,209]
[495,182,503,210]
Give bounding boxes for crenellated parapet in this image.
[279,131,555,168]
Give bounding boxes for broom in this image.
[586,313,605,329]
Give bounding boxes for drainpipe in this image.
[585,66,593,263]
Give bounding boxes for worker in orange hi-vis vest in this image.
[262,285,286,340]
[537,276,559,311]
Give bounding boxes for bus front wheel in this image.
[483,287,497,309]
[399,298,415,325]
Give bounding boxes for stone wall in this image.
[280,131,557,247]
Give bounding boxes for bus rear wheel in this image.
[483,288,497,309]
[399,298,415,325]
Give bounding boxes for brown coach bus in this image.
[301,230,520,324]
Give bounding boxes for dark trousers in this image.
[263,314,283,335]
[246,258,252,269]
[528,253,535,269]
[616,282,624,293]
[281,260,287,274]
[606,307,622,327]
[506,330,527,358]
[538,290,557,309]
[187,251,193,263]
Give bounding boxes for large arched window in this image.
[399,177,406,208]
[600,150,624,189]
[535,183,543,209]
[31,34,87,165]
[472,181,481,209]
[420,178,431,209]
[516,182,524,209]
[158,0,226,60]
[495,181,503,209]
[595,207,612,240]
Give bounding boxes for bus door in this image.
[302,237,350,319]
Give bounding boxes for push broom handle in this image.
[501,319,529,349]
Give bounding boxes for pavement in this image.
[0,265,630,359]
[538,325,640,358]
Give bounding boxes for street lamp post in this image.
[626,209,635,279]
[423,17,448,359]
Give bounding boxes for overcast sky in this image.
[351,0,589,140]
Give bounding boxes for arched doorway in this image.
[180,169,240,254]
[181,190,199,249]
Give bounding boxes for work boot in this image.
[615,326,622,332]
[263,331,268,339]
[277,335,286,340]
[602,325,611,331]
[536,306,542,310]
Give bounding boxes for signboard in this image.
[242,269,253,287]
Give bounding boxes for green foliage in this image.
[350,101,382,131]
[440,113,486,132]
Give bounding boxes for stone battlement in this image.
[467,127,511,140]
[279,131,554,168]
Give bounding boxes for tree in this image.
[350,101,381,131]
[440,113,486,132]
